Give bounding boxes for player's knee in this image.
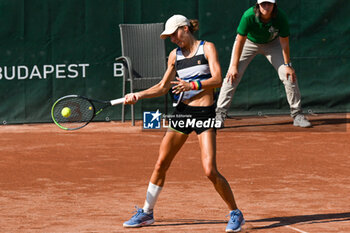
[203,167,218,181]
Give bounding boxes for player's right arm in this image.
[124,49,177,104]
[226,34,246,84]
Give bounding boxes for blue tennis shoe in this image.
[123,207,154,228]
[226,209,245,232]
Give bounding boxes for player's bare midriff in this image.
[183,89,214,107]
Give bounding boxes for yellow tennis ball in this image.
[61,107,71,118]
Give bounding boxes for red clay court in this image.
[0,113,349,233]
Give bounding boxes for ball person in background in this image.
[123,15,245,232]
[216,0,311,128]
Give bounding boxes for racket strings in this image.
[53,97,94,129]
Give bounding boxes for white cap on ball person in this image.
[160,14,190,39]
[257,0,275,3]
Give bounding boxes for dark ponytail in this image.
[189,19,199,33]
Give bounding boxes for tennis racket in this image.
[51,95,125,130]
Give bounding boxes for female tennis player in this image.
[122,15,245,232]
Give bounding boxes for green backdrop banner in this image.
[0,0,349,124]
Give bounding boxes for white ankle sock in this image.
[143,182,162,214]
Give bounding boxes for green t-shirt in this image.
[237,6,290,44]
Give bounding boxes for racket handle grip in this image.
[110,97,125,106]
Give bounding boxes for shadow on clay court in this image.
[223,117,349,129]
[148,219,227,227]
[309,118,350,126]
[248,212,350,230]
[144,212,350,230]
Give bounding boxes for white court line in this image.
[285,225,309,233]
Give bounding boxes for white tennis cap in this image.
[257,0,276,3]
[160,15,190,39]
